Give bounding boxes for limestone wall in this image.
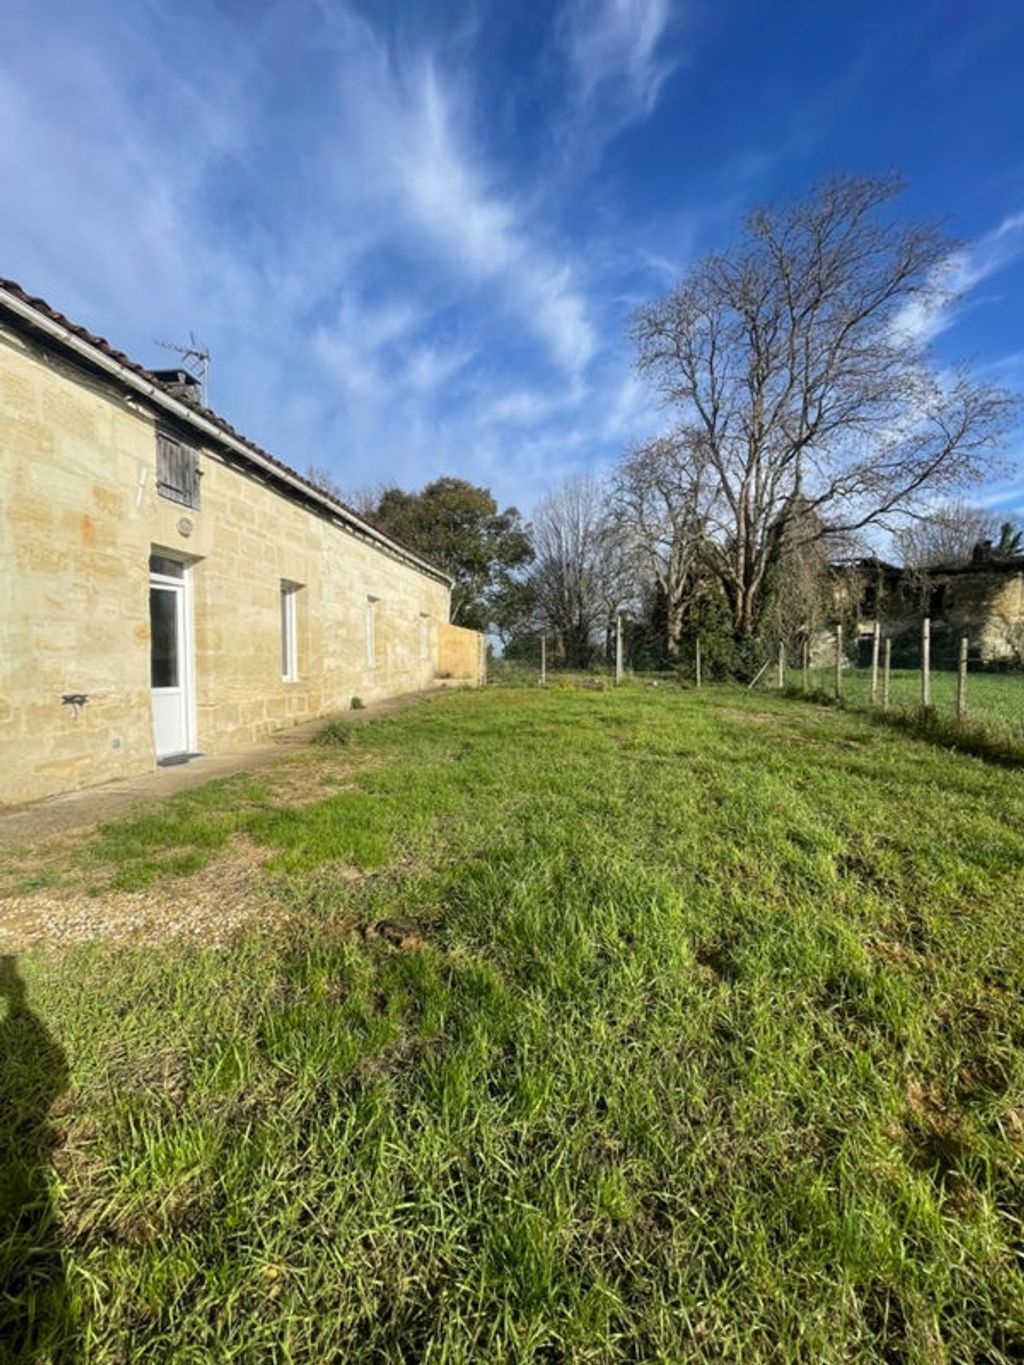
[827,561,1024,665]
[437,623,487,685]
[0,321,473,805]
[949,572,1024,661]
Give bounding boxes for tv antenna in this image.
[155,332,211,406]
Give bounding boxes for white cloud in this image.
[405,342,475,392]
[312,302,415,401]
[563,0,678,129]
[0,0,665,513]
[380,62,597,375]
[891,211,1024,346]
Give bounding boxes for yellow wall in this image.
[438,623,487,686]
[0,322,477,805]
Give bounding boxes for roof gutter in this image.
[0,285,453,586]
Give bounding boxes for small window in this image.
[418,613,429,661]
[281,582,299,680]
[366,596,378,668]
[149,553,184,578]
[156,432,200,509]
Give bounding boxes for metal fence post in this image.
[921,617,931,709]
[882,637,892,710]
[777,641,785,690]
[695,636,702,690]
[802,636,809,692]
[615,613,623,685]
[540,635,546,686]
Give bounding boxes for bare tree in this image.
[530,474,627,667]
[894,500,998,567]
[633,174,1017,640]
[304,463,346,501]
[343,481,391,518]
[609,435,706,657]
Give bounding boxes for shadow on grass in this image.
[0,956,79,1362]
[782,685,1024,769]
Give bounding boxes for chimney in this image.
[151,367,202,407]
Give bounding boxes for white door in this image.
[149,559,194,759]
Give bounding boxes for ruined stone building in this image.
[827,545,1024,667]
[0,280,484,806]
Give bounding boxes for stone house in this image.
[0,280,485,806]
[826,548,1024,667]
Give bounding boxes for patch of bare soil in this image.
[0,836,293,951]
[258,754,383,806]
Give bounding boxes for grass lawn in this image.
[3,685,1024,1362]
[792,665,1024,737]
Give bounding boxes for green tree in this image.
[367,478,533,629]
[995,520,1023,557]
[489,575,539,652]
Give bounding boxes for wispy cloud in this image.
[562,0,679,134]
[387,62,597,374]
[892,211,1024,346]
[0,0,661,512]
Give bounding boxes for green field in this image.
[784,665,1024,736]
[3,686,1024,1362]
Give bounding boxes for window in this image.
[281,582,299,680]
[418,613,429,661]
[366,596,378,668]
[149,553,184,578]
[149,587,180,688]
[156,431,200,508]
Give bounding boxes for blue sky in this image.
[2,0,1023,516]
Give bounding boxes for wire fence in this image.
[790,665,1024,735]
[748,622,1024,741]
[495,620,1024,744]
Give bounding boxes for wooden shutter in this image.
[156,433,200,508]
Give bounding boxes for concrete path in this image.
[0,689,444,852]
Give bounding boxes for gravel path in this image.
[0,689,449,952]
[0,838,291,951]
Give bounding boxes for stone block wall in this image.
[0,321,478,806]
[825,559,1024,666]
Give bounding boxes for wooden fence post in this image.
[956,635,968,720]
[921,617,931,709]
[615,613,623,685]
[695,636,702,690]
[882,637,892,711]
[869,621,881,706]
[540,635,546,687]
[834,624,843,701]
[777,641,785,690]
